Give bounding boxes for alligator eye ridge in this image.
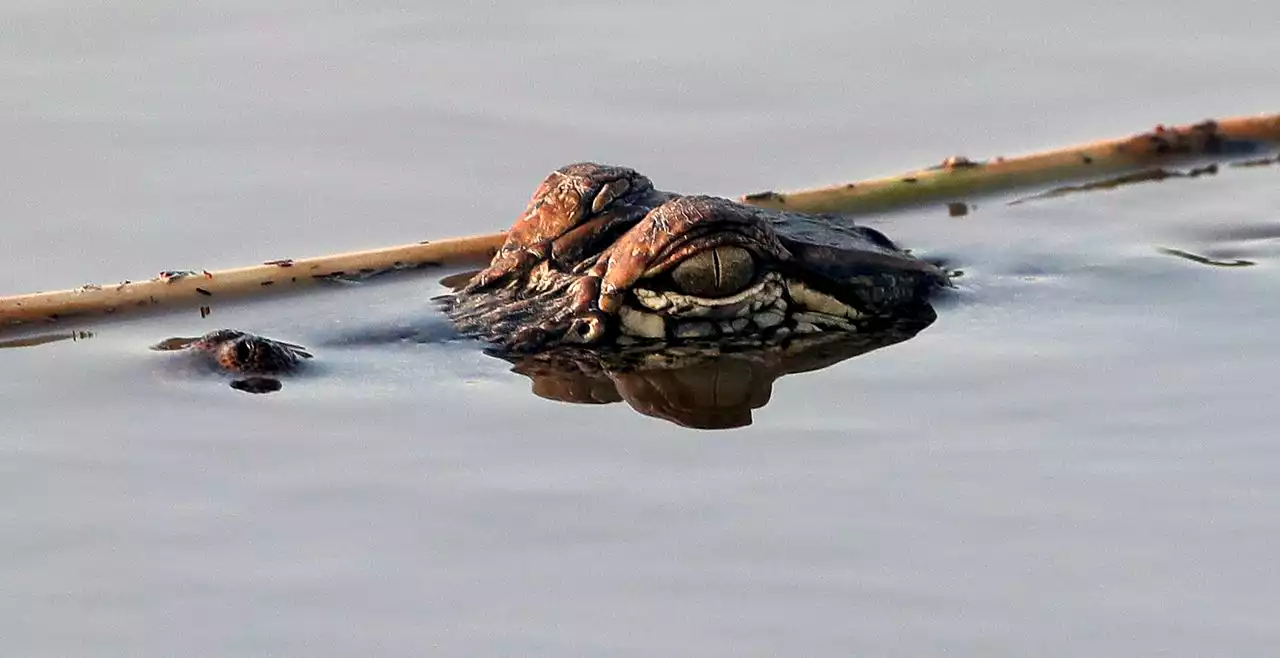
[669,246,756,298]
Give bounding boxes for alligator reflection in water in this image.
[495,312,934,429]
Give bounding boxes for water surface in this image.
[3,2,1280,655]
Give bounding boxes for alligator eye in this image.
[670,246,755,298]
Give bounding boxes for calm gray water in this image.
[3,2,1280,655]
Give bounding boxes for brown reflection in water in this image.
[1231,154,1280,168]
[937,157,1264,219]
[1156,247,1255,268]
[1009,164,1221,205]
[498,313,934,430]
[0,331,94,349]
[439,269,482,292]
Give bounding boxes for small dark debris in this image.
[947,202,970,217]
[743,191,786,204]
[264,259,295,267]
[941,156,978,169]
[159,270,198,282]
[844,183,857,190]
[1081,154,1094,164]
[199,305,211,318]
[195,288,213,297]
[1134,119,1238,158]
[260,280,275,286]
[901,177,918,184]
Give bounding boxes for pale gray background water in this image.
[3,2,1280,656]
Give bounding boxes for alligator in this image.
[158,163,949,423]
[446,162,945,349]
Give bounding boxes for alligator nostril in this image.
[234,339,254,366]
[565,315,606,344]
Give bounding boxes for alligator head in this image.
[445,162,947,353]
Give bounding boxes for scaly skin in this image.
[446,162,947,352]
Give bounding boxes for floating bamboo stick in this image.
[3,112,1278,332]
[0,234,505,330]
[739,113,1280,213]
